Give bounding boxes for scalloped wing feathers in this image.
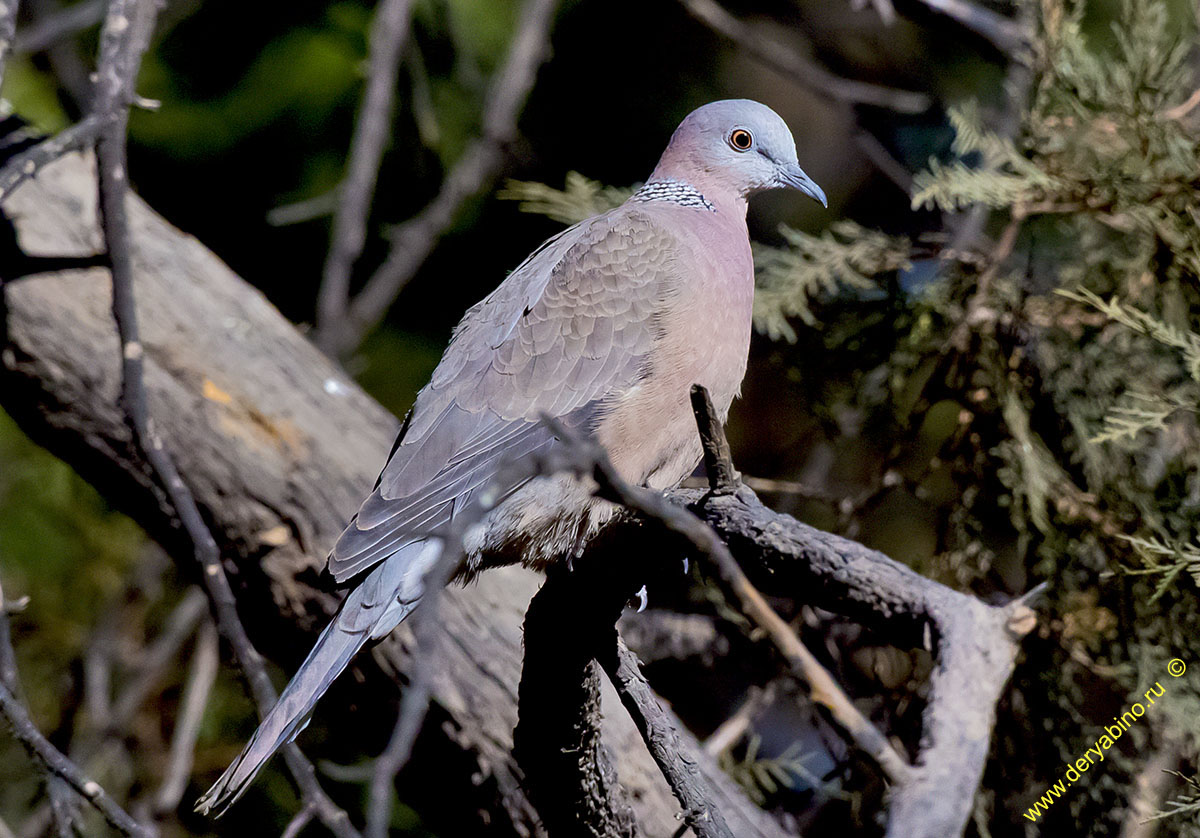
[327,208,680,583]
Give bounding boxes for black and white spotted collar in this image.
[631,178,716,212]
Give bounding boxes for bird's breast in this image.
[599,210,754,489]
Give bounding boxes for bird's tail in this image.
[195,538,442,816]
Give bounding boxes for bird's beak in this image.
[778,163,827,208]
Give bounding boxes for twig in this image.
[701,515,912,783]
[0,115,103,202]
[0,253,108,280]
[322,0,559,357]
[153,618,219,817]
[854,129,913,193]
[0,578,20,695]
[109,586,207,729]
[14,0,102,54]
[0,682,153,837]
[1162,88,1200,121]
[0,571,152,837]
[281,804,316,838]
[703,681,779,757]
[909,0,1030,57]
[676,0,930,113]
[21,0,93,110]
[91,2,360,834]
[315,0,415,355]
[599,639,735,838]
[690,384,738,495]
[0,0,17,90]
[364,536,461,838]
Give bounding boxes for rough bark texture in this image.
[0,152,793,838]
[515,555,638,838]
[672,486,1029,838]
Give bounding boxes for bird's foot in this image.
[632,584,648,613]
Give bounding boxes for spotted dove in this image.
[196,98,826,814]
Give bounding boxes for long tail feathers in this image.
[195,538,441,816]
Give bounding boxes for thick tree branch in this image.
[599,639,735,838]
[516,555,638,838]
[669,486,1040,838]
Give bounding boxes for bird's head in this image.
[650,99,827,208]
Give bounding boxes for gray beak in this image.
[778,163,827,208]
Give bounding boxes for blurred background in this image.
[2,0,1200,835]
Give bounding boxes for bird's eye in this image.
[729,129,753,151]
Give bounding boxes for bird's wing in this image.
[328,208,681,582]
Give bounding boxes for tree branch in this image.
[676,0,930,114]
[0,682,153,837]
[152,618,219,818]
[91,1,360,833]
[907,0,1030,57]
[599,639,735,838]
[321,0,559,358]
[315,0,414,355]
[0,0,17,90]
[0,573,152,837]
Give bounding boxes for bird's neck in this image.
[644,159,748,218]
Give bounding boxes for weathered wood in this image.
[0,152,793,838]
[673,486,1035,838]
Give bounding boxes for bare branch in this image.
[0,682,153,837]
[515,555,639,838]
[690,384,738,495]
[322,0,560,357]
[0,579,20,696]
[553,400,911,786]
[153,619,219,817]
[364,528,463,838]
[315,0,415,354]
[0,573,152,837]
[0,115,104,202]
[109,587,207,729]
[671,482,1039,838]
[14,0,102,54]
[600,639,736,838]
[703,681,780,757]
[0,0,17,89]
[676,0,930,113]
[908,0,1030,57]
[90,2,361,833]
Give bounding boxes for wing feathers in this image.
[328,208,680,583]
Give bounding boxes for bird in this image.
[196,98,825,815]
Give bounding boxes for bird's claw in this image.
[682,556,689,575]
[634,584,648,613]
